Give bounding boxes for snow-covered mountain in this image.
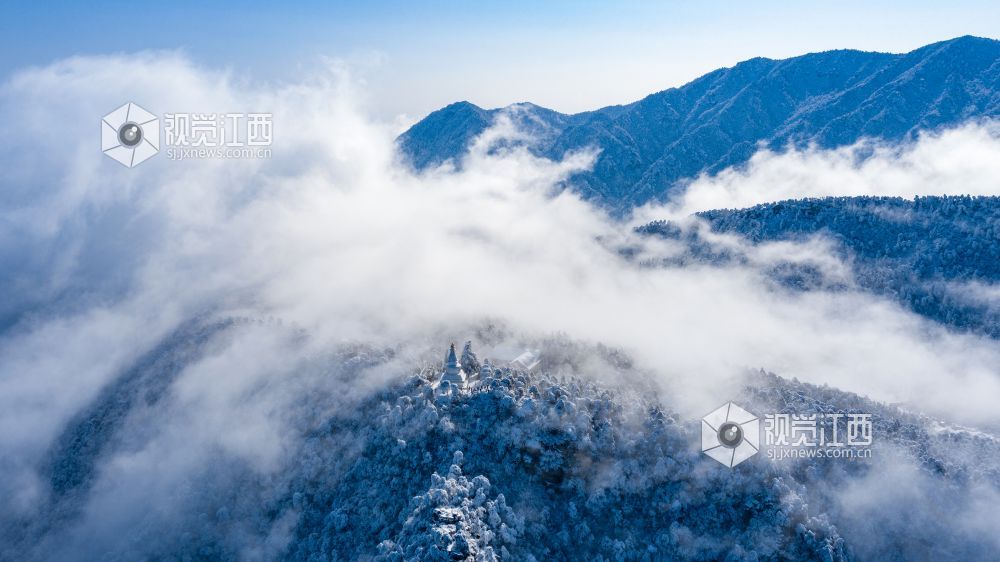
[638,195,1000,338]
[3,36,1000,562]
[7,330,999,561]
[398,36,1000,207]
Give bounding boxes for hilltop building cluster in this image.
[436,341,539,393]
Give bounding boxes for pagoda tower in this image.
[440,342,467,389]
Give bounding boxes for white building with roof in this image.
[509,349,541,372]
[439,342,467,390]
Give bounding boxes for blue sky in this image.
[3,0,999,118]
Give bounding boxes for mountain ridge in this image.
[637,195,1000,338]
[398,36,1000,208]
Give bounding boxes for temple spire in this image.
[440,342,467,390]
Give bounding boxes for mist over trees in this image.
[1,41,999,561]
[639,195,1000,338]
[7,328,997,561]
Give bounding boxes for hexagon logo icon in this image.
[702,402,759,468]
[102,102,159,167]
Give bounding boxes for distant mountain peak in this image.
[936,34,997,46]
[398,37,1000,208]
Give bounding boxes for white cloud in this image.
[0,52,999,556]
[644,123,1000,218]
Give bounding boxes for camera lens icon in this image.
[718,422,743,447]
[102,102,159,168]
[118,123,143,147]
[702,402,759,468]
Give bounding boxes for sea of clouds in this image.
[1,52,998,558]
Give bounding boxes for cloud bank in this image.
[0,52,998,558]
[653,123,1000,217]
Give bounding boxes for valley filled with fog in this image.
[1,53,999,560]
